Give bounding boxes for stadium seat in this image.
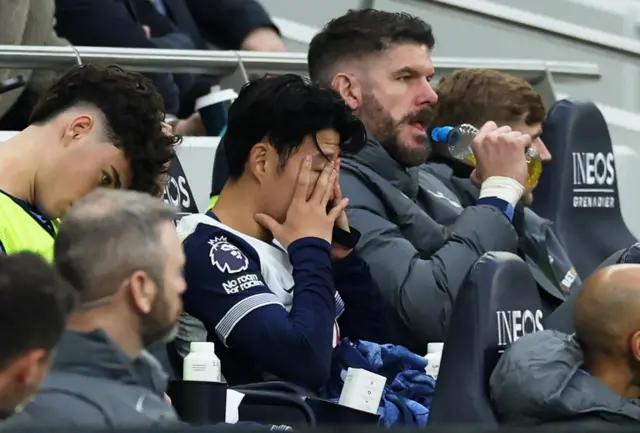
[234,382,377,426]
[210,136,228,199]
[428,252,545,426]
[164,156,199,221]
[167,378,317,426]
[236,389,317,427]
[166,340,320,427]
[233,382,317,427]
[546,241,640,334]
[532,99,637,278]
[168,379,227,424]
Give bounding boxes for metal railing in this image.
[0,45,305,75]
[0,45,601,81]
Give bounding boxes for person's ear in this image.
[331,73,361,112]
[248,142,271,184]
[9,349,48,388]
[63,115,95,148]
[631,330,640,362]
[127,271,157,315]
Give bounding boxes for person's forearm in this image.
[225,238,337,390]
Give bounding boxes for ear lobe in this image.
[128,271,156,315]
[65,115,94,147]
[248,142,269,183]
[630,330,640,362]
[11,349,47,386]
[331,73,360,111]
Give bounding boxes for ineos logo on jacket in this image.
[496,309,544,349]
[571,152,616,209]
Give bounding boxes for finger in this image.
[333,178,342,204]
[472,121,498,152]
[507,131,532,150]
[254,213,280,234]
[496,131,532,150]
[333,159,342,202]
[469,168,484,188]
[517,134,533,148]
[310,161,334,204]
[486,125,514,140]
[293,156,312,202]
[328,198,349,221]
[321,168,338,206]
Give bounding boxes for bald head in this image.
[574,264,640,357]
[54,189,176,304]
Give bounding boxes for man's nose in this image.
[535,138,552,163]
[417,79,438,106]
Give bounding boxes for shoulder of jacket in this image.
[421,162,453,179]
[30,377,113,423]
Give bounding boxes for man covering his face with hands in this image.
[176,74,390,390]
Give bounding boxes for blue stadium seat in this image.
[532,99,636,278]
[163,155,199,222]
[428,252,545,426]
[210,136,228,198]
[546,242,640,334]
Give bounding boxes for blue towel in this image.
[320,339,435,427]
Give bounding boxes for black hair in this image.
[223,74,366,180]
[29,64,179,197]
[0,253,77,370]
[308,9,436,86]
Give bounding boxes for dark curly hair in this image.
[29,64,179,197]
[308,9,435,86]
[223,74,366,180]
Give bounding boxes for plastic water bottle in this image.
[431,124,542,188]
[424,342,444,380]
[183,342,222,382]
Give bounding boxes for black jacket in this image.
[137,0,278,51]
[129,0,279,116]
[339,136,519,354]
[424,155,581,317]
[54,0,183,114]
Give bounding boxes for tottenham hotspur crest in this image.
[208,236,249,274]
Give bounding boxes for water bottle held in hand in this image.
[431,124,542,188]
